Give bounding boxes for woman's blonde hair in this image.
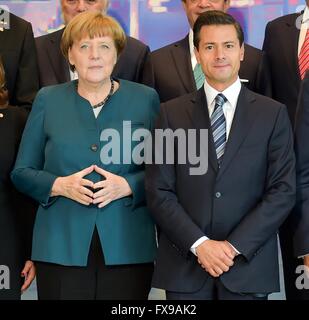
[0,56,8,106]
[61,11,126,71]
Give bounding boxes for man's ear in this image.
[240,43,245,62]
[194,46,201,64]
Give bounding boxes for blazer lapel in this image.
[46,28,70,83]
[170,35,196,94]
[216,86,257,180]
[186,89,218,172]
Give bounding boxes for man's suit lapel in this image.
[46,28,70,83]
[170,35,196,94]
[186,89,218,172]
[217,86,258,180]
[285,13,302,84]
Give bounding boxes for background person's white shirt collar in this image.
[189,29,198,70]
[298,6,309,55]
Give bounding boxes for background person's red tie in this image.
[299,28,309,80]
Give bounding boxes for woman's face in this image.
[68,35,117,85]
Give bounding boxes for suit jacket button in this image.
[215,192,221,198]
[90,144,98,152]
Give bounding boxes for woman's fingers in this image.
[77,165,95,177]
[98,199,112,208]
[81,178,95,188]
[94,165,109,177]
[93,193,110,205]
[93,179,108,190]
[77,194,93,205]
[80,186,94,198]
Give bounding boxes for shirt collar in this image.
[204,77,242,111]
[303,6,309,24]
[189,29,195,59]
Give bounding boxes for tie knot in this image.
[215,93,227,108]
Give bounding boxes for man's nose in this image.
[215,46,225,60]
[198,0,213,8]
[76,0,87,12]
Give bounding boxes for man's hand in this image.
[21,260,36,293]
[196,240,237,277]
[92,165,132,208]
[51,165,95,205]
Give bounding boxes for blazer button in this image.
[215,192,221,198]
[90,144,98,152]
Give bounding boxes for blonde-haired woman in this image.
[0,58,35,300]
[12,12,159,300]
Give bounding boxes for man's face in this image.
[182,0,230,28]
[61,0,108,24]
[194,24,244,91]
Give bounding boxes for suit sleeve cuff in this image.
[227,241,241,255]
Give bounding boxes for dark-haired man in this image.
[146,11,295,300]
[145,0,271,102]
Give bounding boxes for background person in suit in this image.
[35,0,150,88]
[0,58,36,300]
[145,11,295,300]
[11,11,160,300]
[263,2,309,299]
[0,11,39,109]
[293,71,309,292]
[144,0,271,103]
[263,1,309,125]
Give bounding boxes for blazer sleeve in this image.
[227,105,296,261]
[11,88,58,207]
[294,77,309,257]
[14,21,39,109]
[145,103,206,256]
[122,89,160,209]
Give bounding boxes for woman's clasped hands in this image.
[51,165,132,207]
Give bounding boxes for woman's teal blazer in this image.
[11,79,160,266]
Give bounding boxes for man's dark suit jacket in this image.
[145,86,295,294]
[144,35,272,102]
[0,106,35,299]
[294,72,309,257]
[263,12,302,125]
[35,28,150,87]
[0,12,39,108]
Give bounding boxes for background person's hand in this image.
[51,165,95,205]
[196,240,236,277]
[92,165,132,208]
[21,260,36,293]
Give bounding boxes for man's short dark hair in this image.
[193,10,244,49]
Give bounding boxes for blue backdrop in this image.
[0,0,305,50]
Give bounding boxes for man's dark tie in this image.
[211,93,227,167]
